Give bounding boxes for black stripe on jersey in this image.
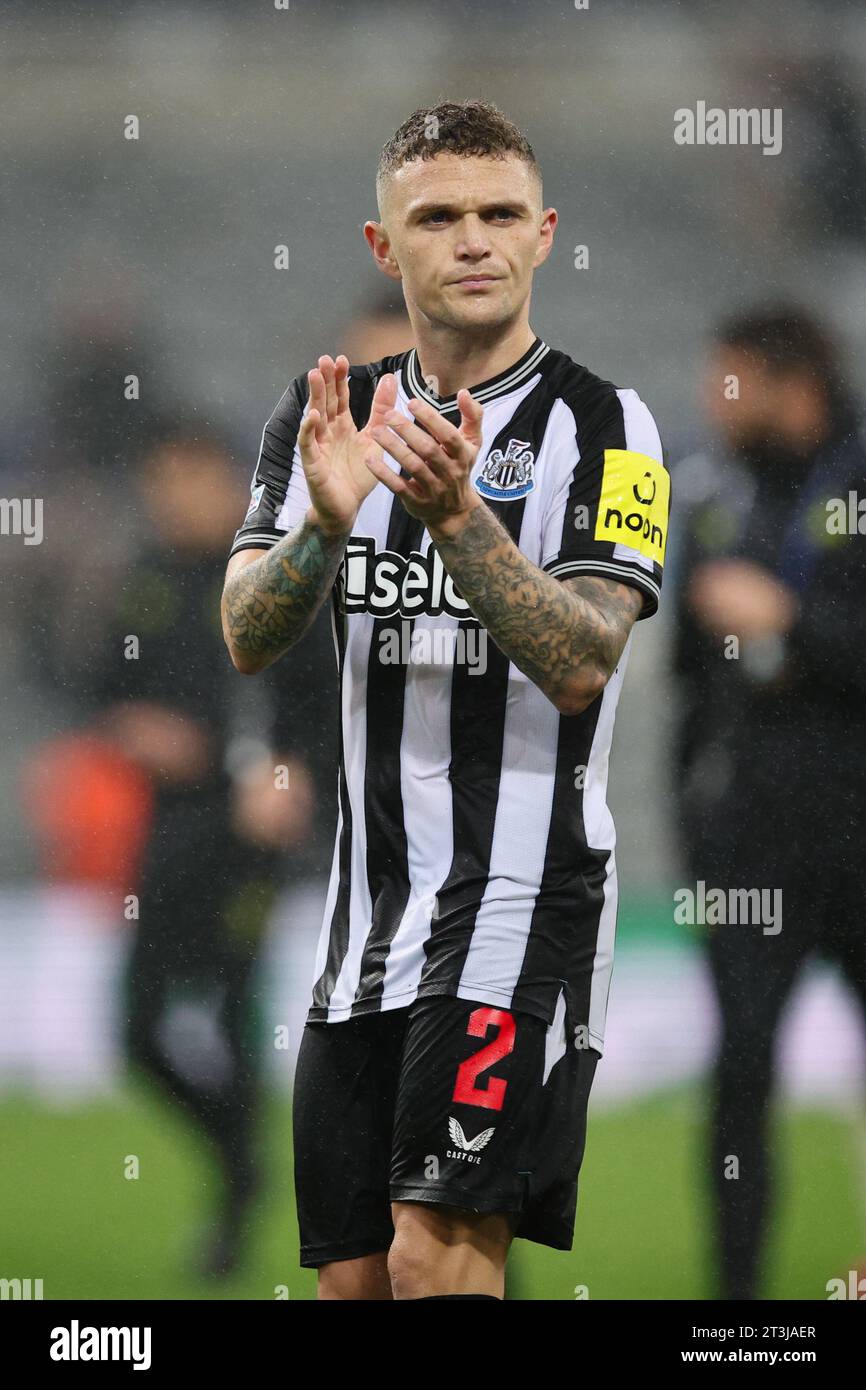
[229,373,308,558]
[418,382,560,999]
[350,492,425,1013]
[309,369,380,1015]
[309,590,353,1016]
[340,355,425,1014]
[511,695,608,1026]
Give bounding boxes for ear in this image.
[533,207,558,269]
[363,220,403,282]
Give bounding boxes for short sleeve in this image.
[541,387,670,618]
[229,373,312,558]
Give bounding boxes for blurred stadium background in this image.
[1,0,865,1300]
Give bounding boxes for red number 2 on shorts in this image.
[451,1007,516,1112]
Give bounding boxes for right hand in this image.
[298,354,397,535]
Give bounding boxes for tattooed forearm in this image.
[431,503,643,714]
[221,516,348,672]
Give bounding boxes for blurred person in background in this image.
[337,286,415,365]
[672,306,866,1300]
[18,301,175,697]
[84,424,319,1276]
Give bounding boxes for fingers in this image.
[316,355,343,421]
[334,355,351,416]
[368,372,398,428]
[365,450,414,498]
[298,408,322,463]
[307,356,350,433]
[456,388,484,447]
[378,412,442,465]
[319,356,338,419]
[404,398,466,459]
[370,417,442,491]
[306,369,328,439]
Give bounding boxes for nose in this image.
[455,213,492,261]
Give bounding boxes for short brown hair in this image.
[376,99,540,206]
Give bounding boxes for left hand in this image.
[687,558,798,640]
[367,390,485,535]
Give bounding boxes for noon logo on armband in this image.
[594,449,670,564]
[474,439,535,501]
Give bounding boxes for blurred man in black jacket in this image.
[91,425,321,1275]
[672,306,866,1300]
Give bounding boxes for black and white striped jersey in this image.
[229,336,669,1052]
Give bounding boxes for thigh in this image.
[292,1009,408,1269]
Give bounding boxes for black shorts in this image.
[292,992,600,1268]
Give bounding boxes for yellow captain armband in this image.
[593,450,670,565]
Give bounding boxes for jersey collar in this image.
[400,335,550,414]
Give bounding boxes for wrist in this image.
[427,493,482,542]
[305,505,354,540]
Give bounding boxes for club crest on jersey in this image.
[474,439,535,501]
[446,1117,496,1164]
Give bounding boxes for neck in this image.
[409,315,537,398]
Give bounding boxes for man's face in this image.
[141,445,245,549]
[367,153,555,335]
[702,346,827,459]
[702,347,777,455]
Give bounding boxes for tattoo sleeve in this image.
[432,503,643,710]
[222,516,348,668]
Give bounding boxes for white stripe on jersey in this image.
[615,387,663,459]
[310,603,348,990]
[324,608,375,1020]
[380,567,457,1006]
[545,557,661,601]
[452,473,561,1005]
[609,387,664,581]
[313,805,343,985]
[455,675,561,1007]
[583,637,632,1051]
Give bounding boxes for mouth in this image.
[451,275,501,290]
